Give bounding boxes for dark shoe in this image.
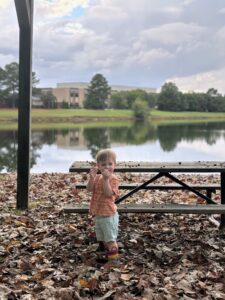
[96,255,108,264]
[96,241,105,252]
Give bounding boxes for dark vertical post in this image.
[14,0,33,209]
[220,172,225,228]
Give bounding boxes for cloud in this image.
[124,48,174,68]
[0,0,8,9]
[219,8,225,14]
[139,22,204,45]
[215,26,225,41]
[0,54,16,66]
[1,0,225,92]
[169,67,225,94]
[35,0,90,19]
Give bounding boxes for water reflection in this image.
[83,128,110,158]
[157,123,225,151]
[1,121,225,172]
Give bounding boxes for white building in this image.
[41,82,157,108]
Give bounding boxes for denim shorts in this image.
[94,212,119,243]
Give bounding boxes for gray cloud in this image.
[1,0,225,93]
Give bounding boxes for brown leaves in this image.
[79,277,98,289]
[0,173,225,299]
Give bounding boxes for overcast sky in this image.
[1,0,225,93]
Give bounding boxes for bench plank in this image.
[75,183,220,190]
[63,204,225,214]
[70,161,225,173]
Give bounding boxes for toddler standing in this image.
[87,149,119,263]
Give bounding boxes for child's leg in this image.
[95,217,108,262]
[94,217,104,248]
[97,241,105,252]
[106,241,119,261]
[103,213,119,261]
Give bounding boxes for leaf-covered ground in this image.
[1,172,225,300]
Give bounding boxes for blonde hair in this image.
[96,148,116,164]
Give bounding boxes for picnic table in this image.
[67,161,225,228]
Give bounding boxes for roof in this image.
[57,82,157,93]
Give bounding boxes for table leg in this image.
[115,172,164,204]
[220,172,225,229]
[165,173,216,204]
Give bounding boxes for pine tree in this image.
[84,74,111,109]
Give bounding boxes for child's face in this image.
[97,158,115,174]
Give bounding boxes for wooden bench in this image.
[66,161,225,227]
[64,204,225,214]
[65,183,222,213]
[75,183,220,199]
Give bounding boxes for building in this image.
[41,82,156,108]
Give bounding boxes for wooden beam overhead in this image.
[15,0,31,28]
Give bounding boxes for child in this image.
[87,148,120,263]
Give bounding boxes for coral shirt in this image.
[89,174,119,216]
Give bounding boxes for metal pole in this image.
[220,172,225,228]
[15,0,33,209]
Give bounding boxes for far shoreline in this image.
[1,108,225,127]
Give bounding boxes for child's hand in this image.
[101,169,110,180]
[89,167,98,179]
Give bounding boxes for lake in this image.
[1,121,225,173]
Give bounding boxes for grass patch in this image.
[1,108,225,126]
[0,108,132,119]
[31,108,133,118]
[150,110,225,120]
[0,120,132,130]
[0,109,18,119]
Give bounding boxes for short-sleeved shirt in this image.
[89,174,119,216]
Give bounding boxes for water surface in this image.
[1,121,225,173]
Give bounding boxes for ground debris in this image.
[0,172,224,299]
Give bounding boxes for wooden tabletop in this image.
[69,161,225,173]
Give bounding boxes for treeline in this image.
[84,73,156,110]
[110,82,225,112]
[157,82,225,112]
[0,62,57,108]
[86,75,225,113]
[1,62,225,113]
[83,73,151,119]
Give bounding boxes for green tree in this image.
[206,88,220,97]
[158,82,184,111]
[183,92,197,111]
[0,62,39,108]
[0,67,8,106]
[126,89,149,109]
[40,91,57,108]
[2,62,19,108]
[206,88,225,112]
[110,91,128,109]
[83,127,110,158]
[84,74,111,109]
[195,93,208,112]
[132,98,150,120]
[147,92,158,109]
[110,89,155,109]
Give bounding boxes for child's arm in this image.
[102,169,114,197]
[87,167,98,192]
[102,178,114,197]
